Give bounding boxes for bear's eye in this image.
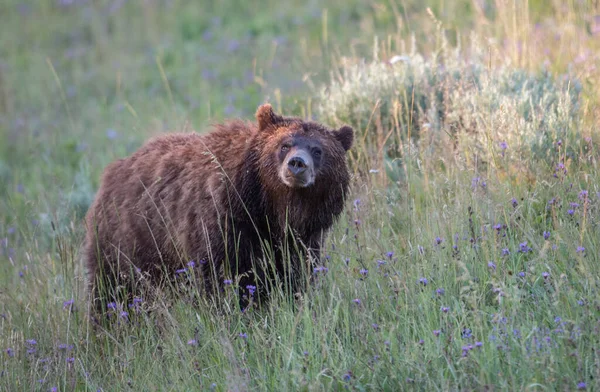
[312,148,322,158]
[281,144,291,153]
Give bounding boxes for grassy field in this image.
[1,0,599,390]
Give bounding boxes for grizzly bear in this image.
[83,104,353,312]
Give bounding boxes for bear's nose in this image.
[288,156,307,175]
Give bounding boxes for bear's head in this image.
[254,104,353,191]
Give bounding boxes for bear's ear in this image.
[334,125,354,151]
[256,103,282,131]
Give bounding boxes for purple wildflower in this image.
[570,202,580,208]
[175,268,187,275]
[246,285,256,296]
[187,260,196,268]
[461,345,470,357]
[372,323,379,331]
[543,231,550,240]
[359,268,368,276]
[418,339,424,345]
[518,271,525,277]
[511,198,518,208]
[63,299,74,309]
[66,357,75,363]
[419,277,428,286]
[313,266,329,274]
[353,199,361,210]
[6,348,14,357]
[578,190,588,200]
[576,246,585,254]
[436,288,445,296]
[475,341,483,348]
[386,251,394,259]
[239,333,247,339]
[435,237,443,245]
[187,339,198,346]
[418,245,425,255]
[499,141,508,156]
[352,298,361,305]
[542,272,550,279]
[26,339,37,346]
[577,381,586,390]
[493,223,502,231]
[441,306,450,313]
[376,259,387,266]
[567,209,575,216]
[462,328,473,339]
[342,372,352,382]
[223,279,233,285]
[120,311,128,319]
[433,330,441,337]
[502,248,510,256]
[488,261,496,270]
[519,241,532,253]
[107,302,116,310]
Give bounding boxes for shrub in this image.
[316,35,582,180]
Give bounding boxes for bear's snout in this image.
[281,149,315,188]
[288,156,307,175]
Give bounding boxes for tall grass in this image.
[1,0,599,390]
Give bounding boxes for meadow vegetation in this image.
[1,0,599,390]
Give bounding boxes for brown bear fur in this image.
[83,104,353,312]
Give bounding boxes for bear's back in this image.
[96,120,255,203]
[84,121,257,275]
